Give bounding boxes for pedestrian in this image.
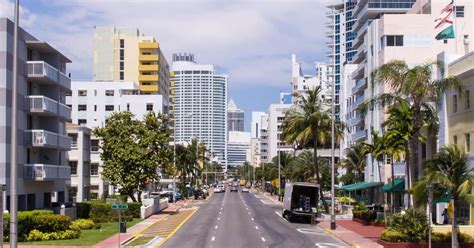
[442,208,449,224]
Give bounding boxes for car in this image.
[214,187,223,193]
[242,188,250,193]
[194,189,206,200]
[158,191,182,203]
[230,186,238,192]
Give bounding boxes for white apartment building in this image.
[1,18,72,210]
[66,81,163,198]
[260,104,293,163]
[170,53,228,168]
[227,131,251,167]
[251,111,266,139]
[249,138,261,167]
[66,123,91,203]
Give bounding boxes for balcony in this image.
[138,42,159,49]
[25,129,71,150]
[351,95,365,112]
[140,84,159,92]
[352,79,368,94]
[138,64,159,71]
[325,31,336,37]
[352,129,368,141]
[349,115,363,126]
[352,64,365,80]
[26,95,71,120]
[24,164,70,181]
[139,54,159,61]
[27,61,71,89]
[139,74,159,82]
[353,1,415,19]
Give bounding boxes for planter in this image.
[353,218,370,225]
[378,239,474,248]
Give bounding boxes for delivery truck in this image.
[282,182,319,222]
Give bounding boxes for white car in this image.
[242,188,250,193]
[214,185,225,193]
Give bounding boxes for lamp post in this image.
[427,184,433,248]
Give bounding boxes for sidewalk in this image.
[318,220,383,248]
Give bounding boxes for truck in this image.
[282,182,319,222]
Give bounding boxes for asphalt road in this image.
[162,187,348,248]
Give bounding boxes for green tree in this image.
[94,111,171,202]
[366,60,460,206]
[340,144,367,183]
[411,146,474,247]
[282,86,344,212]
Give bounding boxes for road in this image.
[162,187,348,248]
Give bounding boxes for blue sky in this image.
[1,0,332,131]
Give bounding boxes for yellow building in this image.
[93,27,170,105]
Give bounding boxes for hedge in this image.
[352,209,376,223]
[78,201,142,222]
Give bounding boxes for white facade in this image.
[227,131,251,167]
[1,18,72,210]
[261,104,293,163]
[66,123,91,203]
[66,81,163,198]
[251,111,266,139]
[170,53,228,168]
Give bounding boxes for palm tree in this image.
[341,144,367,183]
[411,146,473,248]
[365,60,461,206]
[282,86,344,212]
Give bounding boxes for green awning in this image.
[339,181,383,191]
[382,179,405,193]
[433,194,451,204]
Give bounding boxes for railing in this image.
[27,61,71,89]
[26,95,58,114]
[351,96,365,111]
[58,102,72,120]
[352,129,367,141]
[24,164,71,180]
[352,79,367,94]
[25,129,71,150]
[367,2,415,9]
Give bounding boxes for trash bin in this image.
[120,221,126,233]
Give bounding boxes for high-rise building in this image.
[326,1,357,120]
[227,99,244,132]
[260,104,293,163]
[66,81,164,198]
[93,27,170,106]
[251,111,266,139]
[291,54,331,105]
[227,131,251,167]
[170,53,228,167]
[0,18,72,210]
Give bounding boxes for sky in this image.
[0,0,334,131]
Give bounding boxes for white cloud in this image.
[1,0,332,87]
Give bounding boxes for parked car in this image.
[159,191,182,203]
[194,189,206,200]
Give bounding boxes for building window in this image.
[120,39,124,48]
[94,105,97,111]
[146,103,153,111]
[453,94,458,113]
[454,6,464,17]
[69,161,77,175]
[120,71,124,80]
[127,103,130,111]
[69,134,78,148]
[90,164,99,176]
[94,90,97,96]
[453,135,458,145]
[120,49,124,60]
[465,90,470,109]
[78,90,87,96]
[105,105,114,111]
[120,61,124,70]
[386,35,404,47]
[105,90,114,96]
[78,105,87,111]
[91,139,99,152]
[466,133,471,152]
[78,119,87,125]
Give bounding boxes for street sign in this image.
[112,204,128,209]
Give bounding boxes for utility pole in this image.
[172,121,177,203]
[10,0,19,246]
[330,64,336,230]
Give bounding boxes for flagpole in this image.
[453,0,458,54]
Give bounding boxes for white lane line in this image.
[219,212,222,215]
[218,217,220,221]
[211,236,215,241]
[248,211,251,215]
[261,237,266,242]
[255,226,259,230]
[215,225,218,229]
[251,217,254,221]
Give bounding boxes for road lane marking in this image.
[261,237,266,242]
[315,243,347,248]
[215,225,218,229]
[248,212,251,215]
[255,226,259,230]
[218,217,220,221]
[211,236,215,241]
[251,217,254,221]
[297,228,325,235]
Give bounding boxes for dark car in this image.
[159,192,182,203]
[194,189,207,200]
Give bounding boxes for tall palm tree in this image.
[341,144,367,183]
[411,146,473,248]
[282,86,344,212]
[365,60,461,206]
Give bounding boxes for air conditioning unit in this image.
[34,132,44,145]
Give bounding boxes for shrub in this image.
[381,230,405,243]
[76,202,91,219]
[90,202,115,223]
[3,210,54,241]
[32,214,72,233]
[71,219,97,230]
[26,229,80,241]
[432,232,474,244]
[339,196,356,205]
[353,209,376,223]
[125,202,142,219]
[383,209,428,243]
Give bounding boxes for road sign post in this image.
[112,204,128,247]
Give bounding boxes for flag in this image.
[435,0,455,40]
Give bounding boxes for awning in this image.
[339,181,383,191]
[433,194,451,204]
[382,179,405,193]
